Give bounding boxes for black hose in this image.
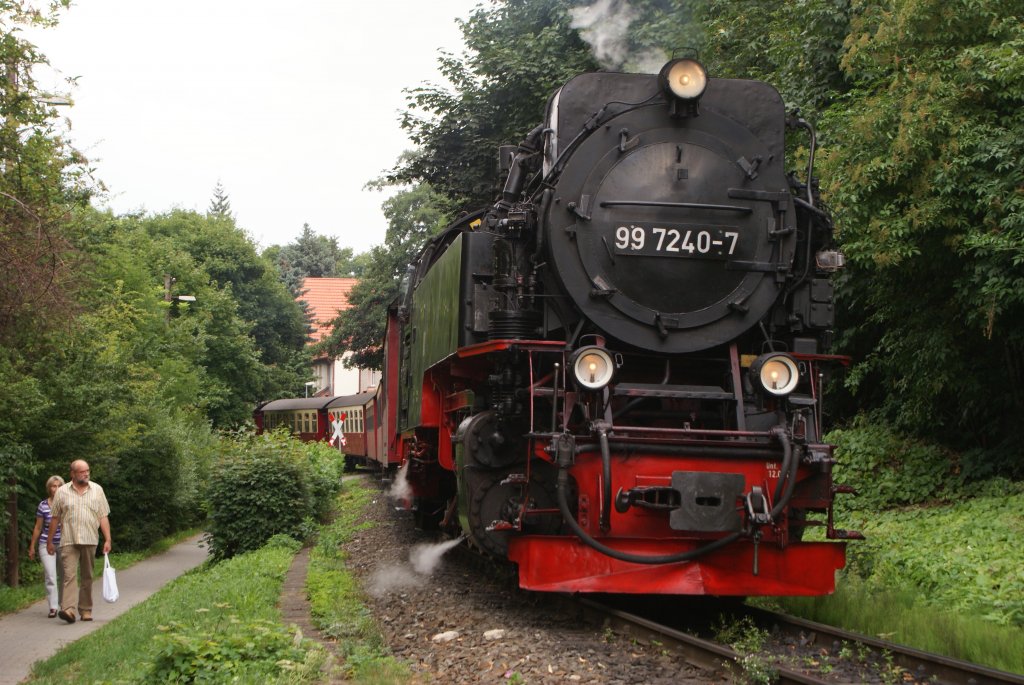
[556,427,799,564]
[771,426,792,506]
[770,428,799,520]
[556,469,742,565]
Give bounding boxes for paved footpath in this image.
[0,535,208,685]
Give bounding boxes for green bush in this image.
[102,420,187,551]
[144,617,313,683]
[203,431,343,560]
[828,417,959,512]
[843,494,1024,627]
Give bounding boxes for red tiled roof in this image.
[300,277,358,345]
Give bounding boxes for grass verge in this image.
[0,528,201,616]
[766,578,1024,674]
[757,493,1024,674]
[305,475,411,683]
[25,535,327,684]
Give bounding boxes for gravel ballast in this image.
[340,475,720,684]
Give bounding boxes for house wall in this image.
[332,352,361,396]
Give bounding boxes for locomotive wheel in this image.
[462,410,522,469]
[463,464,561,558]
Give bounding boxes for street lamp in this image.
[163,274,196,322]
[305,381,316,398]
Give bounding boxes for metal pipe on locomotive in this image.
[382,57,861,596]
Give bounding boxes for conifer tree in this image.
[208,180,232,217]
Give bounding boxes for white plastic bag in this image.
[102,553,119,603]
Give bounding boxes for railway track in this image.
[368,474,1021,684]
[575,597,1024,685]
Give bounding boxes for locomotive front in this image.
[540,59,799,354]
[400,58,859,596]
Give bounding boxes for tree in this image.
[699,0,851,118]
[320,183,454,369]
[812,0,1024,460]
[0,4,90,348]
[390,0,599,208]
[207,180,232,218]
[267,223,359,296]
[0,0,92,587]
[111,210,311,414]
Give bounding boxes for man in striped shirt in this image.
[47,459,112,624]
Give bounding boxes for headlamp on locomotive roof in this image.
[659,58,708,105]
[750,353,800,397]
[571,346,616,391]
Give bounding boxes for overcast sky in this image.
[26,0,482,254]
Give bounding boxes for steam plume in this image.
[388,461,412,503]
[368,536,465,597]
[569,0,667,73]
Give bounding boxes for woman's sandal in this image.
[48,609,57,618]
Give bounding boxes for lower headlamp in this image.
[571,346,615,391]
[750,353,800,396]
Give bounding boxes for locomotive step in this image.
[613,382,735,400]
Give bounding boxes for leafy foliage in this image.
[203,432,344,561]
[390,0,598,207]
[701,0,851,117]
[28,536,324,683]
[265,222,365,297]
[829,419,960,513]
[714,615,777,685]
[75,209,310,423]
[814,0,1024,451]
[0,1,95,583]
[0,3,92,347]
[146,616,315,684]
[843,494,1024,627]
[140,210,309,383]
[320,183,454,369]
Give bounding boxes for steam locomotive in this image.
[287,58,861,596]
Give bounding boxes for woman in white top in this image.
[28,475,65,618]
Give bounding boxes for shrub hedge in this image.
[203,431,344,560]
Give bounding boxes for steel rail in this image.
[744,605,1024,685]
[574,598,833,685]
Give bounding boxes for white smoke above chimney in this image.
[569,0,668,74]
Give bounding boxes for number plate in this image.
[612,223,740,259]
